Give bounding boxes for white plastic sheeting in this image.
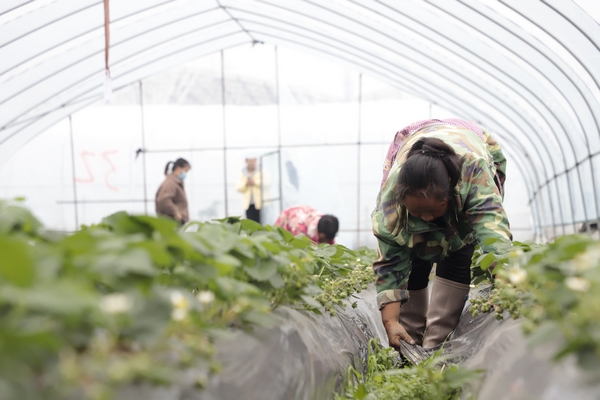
[1,0,599,239]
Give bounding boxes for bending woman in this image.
[155,158,191,225]
[372,119,511,350]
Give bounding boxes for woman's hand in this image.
[384,320,415,350]
[175,211,182,222]
[381,301,415,350]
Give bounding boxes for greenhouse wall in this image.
[0,45,535,247]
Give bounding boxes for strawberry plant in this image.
[470,235,600,370]
[0,200,376,400]
[335,340,480,400]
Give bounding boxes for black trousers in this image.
[407,243,475,290]
[246,204,261,224]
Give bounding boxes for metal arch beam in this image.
[0,14,231,112]
[244,0,596,232]
[0,22,242,133]
[232,13,565,229]
[453,0,600,146]
[0,3,552,191]
[0,38,248,146]
[432,0,598,232]
[542,0,600,52]
[0,1,36,16]
[237,28,546,223]
[0,0,572,172]
[458,0,599,224]
[0,0,100,49]
[506,0,600,93]
[234,0,573,223]
[497,0,600,223]
[0,3,220,77]
[0,0,592,234]
[243,27,557,233]
[375,0,599,223]
[1,35,539,238]
[233,3,557,170]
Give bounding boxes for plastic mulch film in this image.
[445,286,600,400]
[116,284,387,400]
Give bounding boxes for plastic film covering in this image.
[115,284,386,400]
[446,288,600,399]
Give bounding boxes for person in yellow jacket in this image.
[236,157,262,223]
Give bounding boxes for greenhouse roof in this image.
[1,0,600,232]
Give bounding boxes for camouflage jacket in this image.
[372,123,512,309]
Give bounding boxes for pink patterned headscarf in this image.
[381,119,484,188]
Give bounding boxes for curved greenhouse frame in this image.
[2,0,600,239]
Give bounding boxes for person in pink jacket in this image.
[275,205,339,244]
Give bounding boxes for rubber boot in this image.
[422,276,470,348]
[398,287,429,346]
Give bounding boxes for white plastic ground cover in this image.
[113,285,386,400]
[447,289,600,400]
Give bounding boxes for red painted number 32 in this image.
[75,150,119,192]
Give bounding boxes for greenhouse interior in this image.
[1,0,600,399]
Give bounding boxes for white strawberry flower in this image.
[507,267,527,285]
[100,293,133,314]
[565,276,591,293]
[196,291,215,305]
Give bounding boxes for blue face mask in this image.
[177,172,187,180]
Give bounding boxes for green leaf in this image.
[276,227,295,242]
[354,383,368,400]
[132,215,179,236]
[479,253,496,271]
[134,242,173,267]
[91,248,155,277]
[214,277,261,297]
[212,216,242,225]
[126,292,171,346]
[268,273,285,289]
[300,295,322,309]
[290,237,311,249]
[0,204,43,235]
[444,367,481,389]
[240,219,264,233]
[0,236,35,287]
[214,254,242,269]
[244,259,278,281]
[101,212,151,235]
[0,280,97,315]
[242,311,278,327]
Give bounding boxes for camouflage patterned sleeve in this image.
[462,155,512,253]
[372,208,412,310]
[483,131,507,196]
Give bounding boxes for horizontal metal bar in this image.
[57,199,146,204]
[142,141,390,154]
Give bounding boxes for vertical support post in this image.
[356,73,362,248]
[139,81,148,214]
[221,50,229,216]
[275,46,283,214]
[260,154,265,224]
[68,115,80,230]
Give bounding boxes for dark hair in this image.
[396,137,464,206]
[318,215,339,241]
[164,158,190,175]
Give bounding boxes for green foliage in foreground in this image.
[0,201,376,400]
[336,340,480,400]
[470,235,600,370]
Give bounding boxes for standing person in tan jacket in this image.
[236,157,262,223]
[155,158,191,225]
